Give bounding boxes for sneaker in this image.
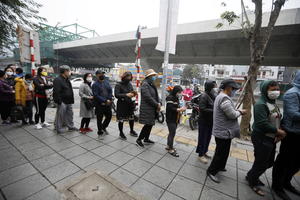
[143,139,155,144]
[130,131,138,137]
[98,133,104,140]
[42,122,51,127]
[136,139,144,147]
[103,129,109,135]
[85,127,93,132]
[35,123,43,130]
[207,171,220,183]
[198,156,208,164]
[68,127,79,132]
[204,153,212,159]
[119,133,127,140]
[79,128,87,134]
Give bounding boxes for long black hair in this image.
[170,85,183,96]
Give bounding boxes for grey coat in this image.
[79,83,94,118]
[139,78,160,125]
[212,92,241,139]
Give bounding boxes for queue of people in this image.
[0,64,299,200]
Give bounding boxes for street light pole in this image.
[161,0,172,107]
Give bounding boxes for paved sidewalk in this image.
[0,108,299,200]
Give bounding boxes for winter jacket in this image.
[139,78,160,125]
[53,75,74,105]
[166,94,180,123]
[15,77,35,106]
[198,81,216,125]
[33,76,52,98]
[281,70,300,135]
[212,92,241,139]
[182,88,193,101]
[79,82,94,118]
[0,79,14,102]
[5,76,15,87]
[114,81,135,120]
[92,80,112,105]
[252,80,281,138]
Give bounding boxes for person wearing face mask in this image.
[79,73,94,134]
[92,70,113,137]
[53,65,77,134]
[246,80,286,197]
[0,70,15,125]
[33,67,53,129]
[4,65,16,87]
[207,79,246,183]
[165,85,186,157]
[136,69,160,147]
[114,72,138,140]
[196,80,217,164]
[15,73,35,125]
[272,70,300,200]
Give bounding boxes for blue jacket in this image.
[92,80,112,104]
[282,70,300,135]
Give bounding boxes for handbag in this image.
[84,99,95,110]
[10,106,24,120]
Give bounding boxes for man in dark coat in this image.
[136,69,160,147]
[115,71,138,140]
[92,70,113,137]
[53,65,77,133]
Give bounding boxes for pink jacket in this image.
[182,88,193,101]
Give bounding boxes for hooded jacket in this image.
[15,77,35,106]
[252,80,281,137]
[198,81,216,125]
[281,70,300,135]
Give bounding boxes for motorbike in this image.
[188,93,202,130]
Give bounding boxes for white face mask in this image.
[86,77,93,82]
[268,91,280,100]
[6,72,13,76]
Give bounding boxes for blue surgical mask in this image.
[151,76,157,81]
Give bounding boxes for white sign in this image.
[16,25,41,64]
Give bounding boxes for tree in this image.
[217,0,286,136]
[0,0,46,55]
[182,64,205,83]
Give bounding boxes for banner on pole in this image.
[155,0,179,55]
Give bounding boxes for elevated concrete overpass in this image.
[54,8,300,69]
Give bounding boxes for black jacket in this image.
[198,93,214,125]
[53,75,74,104]
[114,81,135,119]
[33,76,52,97]
[166,94,180,123]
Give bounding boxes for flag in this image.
[155,0,179,55]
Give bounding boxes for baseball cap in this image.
[95,70,106,75]
[220,79,240,90]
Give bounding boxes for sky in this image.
[36,0,300,36]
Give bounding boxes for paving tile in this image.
[121,143,146,156]
[237,159,252,171]
[69,135,93,144]
[109,168,139,187]
[97,135,118,144]
[79,139,103,150]
[58,145,87,159]
[10,135,38,146]
[54,170,85,188]
[167,175,203,200]
[200,186,236,200]
[178,163,207,184]
[0,139,12,151]
[2,173,50,200]
[219,164,237,180]
[48,140,76,151]
[70,152,101,168]
[131,178,164,200]
[61,131,82,139]
[156,156,184,173]
[137,150,164,164]
[108,139,131,150]
[84,159,118,175]
[42,160,80,183]
[174,143,195,153]
[91,145,117,158]
[42,135,69,145]
[147,143,168,155]
[206,174,237,198]
[238,182,273,200]
[0,163,37,187]
[0,148,28,172]
[106,151,134,166]
[25,186,61,200]
[160,191,184,200]
[22,146,55,161]
[31,153,65,171]
[17,140,45,152]
[143,165,176,189]
[122,157,153,177]
[30,130,56,140]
